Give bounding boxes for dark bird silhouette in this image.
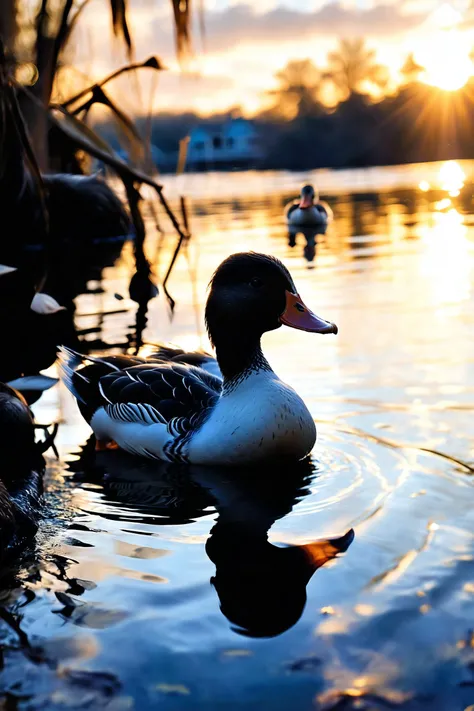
[0,383,57,557]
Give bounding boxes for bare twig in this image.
[176,135,189,175]
[19,87,189,309]
[61,56,164,110]
[171,0,192,64]
[63,0,93,48]
[162,228,187,313]
[110,0,133,57]
[52,0,74,88]
[180,195,190,235]
[69,85,144,162]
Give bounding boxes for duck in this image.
[58,252,338,466]
[0,383,57,555]
[285,184,333,232]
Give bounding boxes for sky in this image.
[68,0,474,115]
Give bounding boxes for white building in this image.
[187,118,263,170]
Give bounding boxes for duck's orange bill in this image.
[280,291,338,334]
[299,196,313,209]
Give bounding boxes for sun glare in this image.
[417,5,473,91]
[419,34,472,91]
[422,50,472,91]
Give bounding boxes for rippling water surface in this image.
[2,161,474,710]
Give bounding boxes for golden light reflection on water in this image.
[434,197,452,211]
[317,655,407,708]
[439,160,466,196]
[418,160,466,197]
[420,207,473,305]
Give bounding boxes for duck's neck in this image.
[213,332,272,388]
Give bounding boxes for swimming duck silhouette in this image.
[285,186,333,261]
[285,185,332,230]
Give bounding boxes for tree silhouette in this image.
[324,38,388,100]
[267,59,322,119]
[400,52,425,84]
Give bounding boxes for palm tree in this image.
[324,38,388,101]
[268,59,322,119]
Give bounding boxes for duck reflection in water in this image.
[73,446,354,638]
[199,461,353,637]
[288,228,324,266]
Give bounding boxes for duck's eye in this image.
[249,277,263,288]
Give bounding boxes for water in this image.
[2,160,474,710]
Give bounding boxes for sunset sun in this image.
[420,39,473,91]
[417,5,473,92]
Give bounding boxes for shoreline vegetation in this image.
[94,43,474,174]
[97,76,474,174]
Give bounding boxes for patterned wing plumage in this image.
[98,362,221,437]
[59,344,222,459]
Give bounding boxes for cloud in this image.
[78,1,426,64]
[72,1,429,114]
[183,3,426,54]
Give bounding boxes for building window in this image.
[212,136,222,149]
[226,138,235,148]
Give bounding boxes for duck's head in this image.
[205,252,337,347]
[299,184,317,209]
